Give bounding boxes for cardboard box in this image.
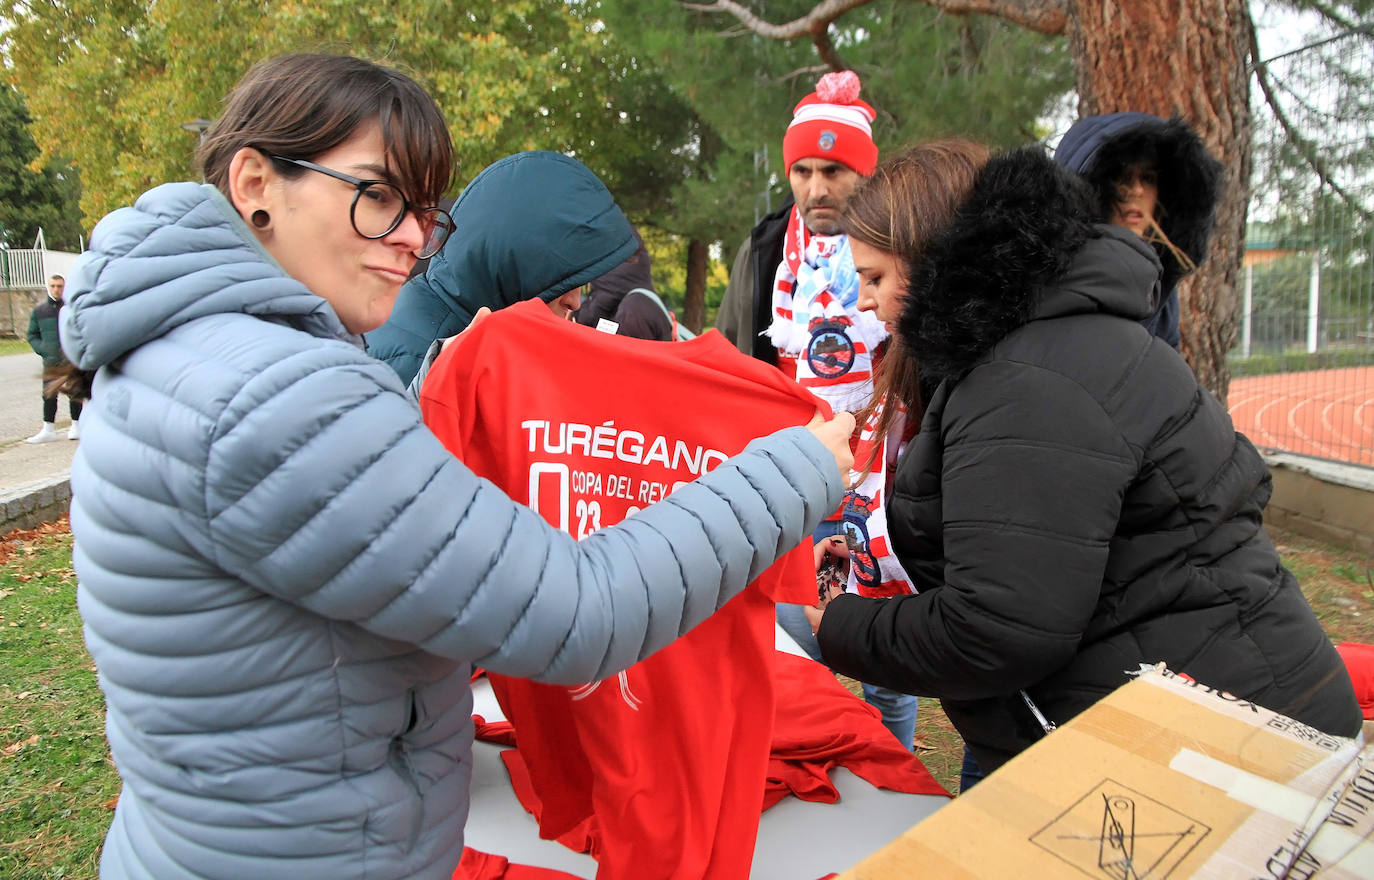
[839,667,1373,879]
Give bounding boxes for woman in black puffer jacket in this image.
[814,140,1361,778]
[1054,113,1222,350]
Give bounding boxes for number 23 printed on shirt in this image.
[527,461,694,539]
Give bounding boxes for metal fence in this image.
[0,248,83,339]
[0,249,47,289]
[0,247,80,292]
[1233,28,1374,468]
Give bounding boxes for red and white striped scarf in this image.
[839,401,917,598]
[767,207,888,413]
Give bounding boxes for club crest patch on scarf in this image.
[806,315,856,379]
[839,490,880,591]
[836,403,918,599]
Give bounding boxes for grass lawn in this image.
[0,519,114,880]
[1,518,1371,877]
[0,337,37,357]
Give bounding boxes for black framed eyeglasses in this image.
[267,154,454,259]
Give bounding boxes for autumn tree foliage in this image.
[0,1,693,221]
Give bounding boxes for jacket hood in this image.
[60,183,351,371]
[399,151,638,323]
[1055,112,1221,294]
[898,147,1162,385]
[574,227,654,328]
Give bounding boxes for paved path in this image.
[0,352,78,492]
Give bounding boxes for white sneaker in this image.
[67,420,80,441]
[25,423,58,444]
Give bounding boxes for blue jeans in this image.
[862,680,917,751]
[959,746,986,793]
[775,603,918,751]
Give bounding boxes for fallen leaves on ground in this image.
[2,734,41,756]
[0,516,70,568]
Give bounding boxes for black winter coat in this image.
[716,196,794,364]
[816,148,1361,774]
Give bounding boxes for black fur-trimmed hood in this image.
[1055,113,1222,295]
[898,147,1163,386]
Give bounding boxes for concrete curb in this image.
[0,471,70,534]
[1262,453,1374,554]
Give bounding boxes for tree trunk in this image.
[1069,0,1252,404]
[683,237,708,334]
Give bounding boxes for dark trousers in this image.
[959,746,987,793]
[40,364,85,423]
[42,393,82,423]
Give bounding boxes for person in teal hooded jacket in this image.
[367,150,638,386]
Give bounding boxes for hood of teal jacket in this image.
[366,150,638,385]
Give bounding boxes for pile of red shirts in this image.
[454,848,584,880]
[422,301,822,879]
[470,648,951,876]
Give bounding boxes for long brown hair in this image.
[198,54,453,208]
[843,140,990,470]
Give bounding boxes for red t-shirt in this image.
[487,648,951,862]
[454,847,585,880]
[421,300,820,879]
[764,650,950,808]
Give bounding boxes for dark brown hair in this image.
[843,140,990,470]
[198,54,452,207]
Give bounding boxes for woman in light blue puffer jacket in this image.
[59,54,851,880]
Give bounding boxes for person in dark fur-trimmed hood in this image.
[1054,112,1222,350]
[811,141,1362,777]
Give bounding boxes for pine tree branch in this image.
[1247,13,1373,223]
[910,0,1067,34]
[1301,0,1358,33]
[774,64,833,84]
[811,24,848,70]
[680,0,865,69]
[680,0,1068,38]
[680,0,872,41]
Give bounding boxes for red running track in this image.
[1228,366,1374,467]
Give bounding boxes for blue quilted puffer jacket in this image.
[60,182,841,879]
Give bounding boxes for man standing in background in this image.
[716,72,920,752]
[25,274,82,443]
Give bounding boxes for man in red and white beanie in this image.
[718,70,878,363]
[717,71,920,751]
